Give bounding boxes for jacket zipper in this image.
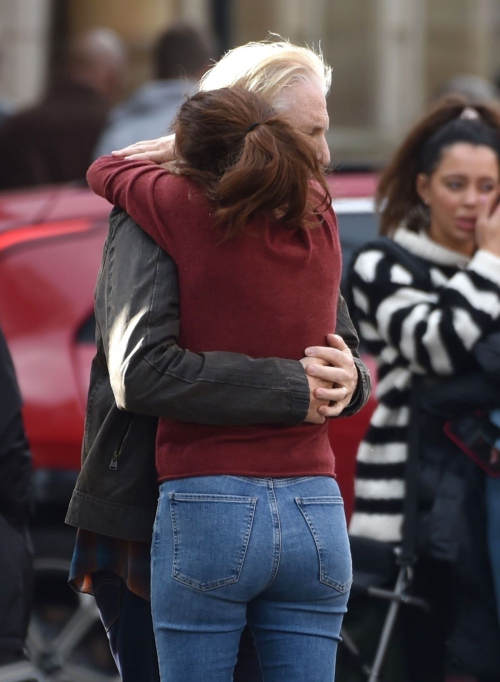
[109,419,133,470]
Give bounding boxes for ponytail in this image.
[173,87,331,238]
[377,95,500,235]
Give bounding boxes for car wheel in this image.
[0,527,120,682]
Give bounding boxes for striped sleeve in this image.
[350,247,500,375]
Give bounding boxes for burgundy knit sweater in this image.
[88,156,342,481]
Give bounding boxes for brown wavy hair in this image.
[172,87,331,239]
[377,95,500,235]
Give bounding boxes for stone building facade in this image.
[1,0,500,164]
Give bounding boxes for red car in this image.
[0,174,378,681]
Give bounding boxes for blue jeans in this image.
[151,475,352,682]
[486,476,500,623]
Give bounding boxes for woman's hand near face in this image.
[476,196,500,257]
[111,134,176,164]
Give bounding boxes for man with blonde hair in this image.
[120,39,332,169]
[67,38,369,681]
[200,39,330,93]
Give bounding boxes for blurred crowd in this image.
[0,24,213,191]
[2,22,500,194]
[2,23,500,191]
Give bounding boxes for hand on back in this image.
[111,134,176,164]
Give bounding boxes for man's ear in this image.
[416,173,430,206]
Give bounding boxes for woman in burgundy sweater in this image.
[88,87,351,682]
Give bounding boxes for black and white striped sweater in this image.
[348,227,500,542]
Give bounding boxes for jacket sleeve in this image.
[98,210,310,426]
[349,245,500,375]
[334,294,371,417]
[0,329,32,529]
[87,156,182,257]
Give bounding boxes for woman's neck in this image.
[426,222,475,258]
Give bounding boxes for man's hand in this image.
[111,134,175,163]
[302,333,358,420]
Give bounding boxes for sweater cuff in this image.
[469,250,500,287]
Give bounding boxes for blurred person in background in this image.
[437,75,500,637]
[434,74,500,105]
[0,327,33,666]
[347,97,500,682]
[487,408,500,625]
[94,24,212,158]
[472,334,500,627]
[0,28,126,190]
[67,39,371,682]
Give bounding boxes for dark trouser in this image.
[399,558,451,682]
[0,517,33,666]
[400,557,500,682]
[92,570,262,682]
[92,571,160,682]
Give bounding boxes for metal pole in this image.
[211,0,231,55]
[375,0,426,139]
[367,567,408,682]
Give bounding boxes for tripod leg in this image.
[340,627,372,678]
[367,567,409,682]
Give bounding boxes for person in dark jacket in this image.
[474,332,500,624]
[0,28,126,190]
[0,327,33,666]
[87,86,359,681]
[67,39,371,681]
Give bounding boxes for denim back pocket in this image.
[295,496,353,593]
[169,493,257,592]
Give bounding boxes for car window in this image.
[337,211,379,288]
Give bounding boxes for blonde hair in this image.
[198,39,331,108]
